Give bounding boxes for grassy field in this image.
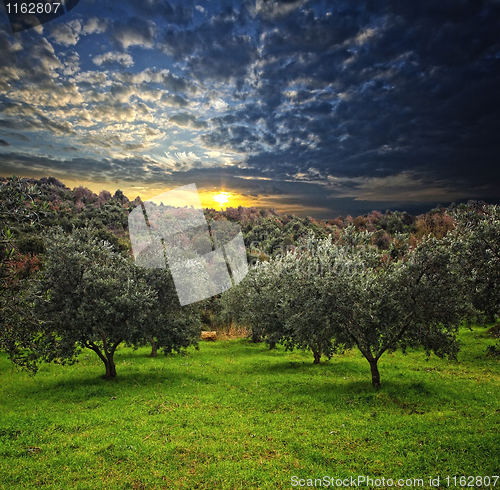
[0,325,499,490]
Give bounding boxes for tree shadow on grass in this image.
[244,354,478,407]
[5,342,495,412]
[250,354,363,376]
[6,365,218,403]
[285,375,473,412]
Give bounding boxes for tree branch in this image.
[348,331,372,361]
[84,341,107,364]
[375,310,414,361]
[101,333,109,355]
[110,338,123,355]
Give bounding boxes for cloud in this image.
[160,71,197,93]
[93,52,134,67]
[111,68,197,94]
[201,123,271,154]
[0,112,76,135]
[168,113,207,129]
[143,125,164,140]
[88,103,136,123]
[0,139,10,146]
[50,20,82,46]
[82,17,108,35]
[61,51,80,76]
[1,0,500,215]
[160,94,189,108]
[186,35,257,82]
[252,0,309,19]
[0,131,29,142]
[7,79,84,108]
[160,151,204,171]
[112,18,157,50]
[71,70,109,86]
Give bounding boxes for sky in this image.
[0,0,499,218]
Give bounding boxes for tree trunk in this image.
[148,336,158,357]
[86,337,122,379]
[313,350,321,364]
[104,357,117,379]
[485,309,497,324]
[369,359,381,389]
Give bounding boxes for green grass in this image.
[0,326,499,489]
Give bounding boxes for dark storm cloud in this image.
[120,0,194,25]
[202,124,263,153]
[0,152,112,176]
[187,35,257,82]
[159,5,258,82]
[0,139,10,146]
[0,132,29,142]
[160,71,197,93]
[0,117,75,135]
[177,0,500,199]
[168,113,207,129]
[111,17,157,50]
[160,94,189,107]
[0,151,167,183]
[1,0,500,216]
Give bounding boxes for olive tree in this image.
[220,233,369,362]
[219,255,294,348]
[322,235,471,387]
[11,226,199,378]
[224,231,471,388]
[140,267,201,358]
[451,201,500,324]
[0,177,48,356]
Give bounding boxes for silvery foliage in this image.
[11,226,199,377]
[450,202,500,324]
[330,234,471,360]
[221,227,472,386]
[12,226,156,375]
[221,230,377,358]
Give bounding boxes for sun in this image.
[213,192,230,207]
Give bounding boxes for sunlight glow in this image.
[213,192,230,207]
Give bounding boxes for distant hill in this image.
[0,175,460,272]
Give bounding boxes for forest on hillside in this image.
[1,176,499,387]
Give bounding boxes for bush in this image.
[17,235,45,255]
